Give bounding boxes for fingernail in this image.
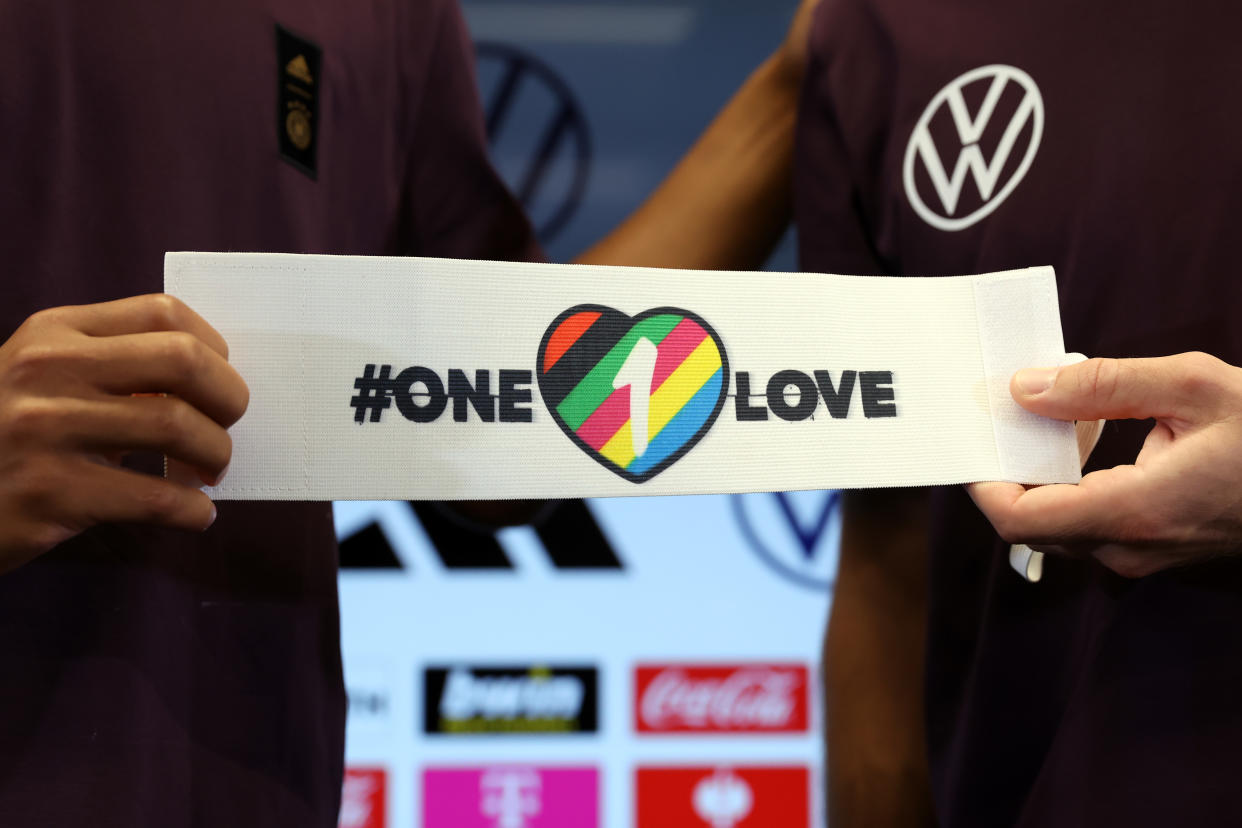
[205,503,218,530]
[1014,367,1058,395]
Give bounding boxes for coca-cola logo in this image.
[634,664,810,734]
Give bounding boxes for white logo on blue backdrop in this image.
[731,491,841,591]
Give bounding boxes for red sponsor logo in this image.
[635,765,810,828]
[635,664,809,733]
[339,767,386,828]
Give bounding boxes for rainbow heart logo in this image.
[538,305,729,482]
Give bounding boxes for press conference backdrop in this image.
[333,3,836,826]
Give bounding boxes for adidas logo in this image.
[286,54,313,84]
[339,500,623,572]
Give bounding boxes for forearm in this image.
[576,55,800,271]
[825,489,937,827]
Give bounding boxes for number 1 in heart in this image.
[613,336,658,459]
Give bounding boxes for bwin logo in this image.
[903,64,1044,232]
[732,492,841,591]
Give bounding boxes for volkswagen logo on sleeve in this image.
[732,491,841,591]
[903,64,1044,231]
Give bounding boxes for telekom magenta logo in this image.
[480,769,542,828]
[903,64,1044,231]
[423,767,598,828]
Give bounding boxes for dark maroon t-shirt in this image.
[0,0,537,825]
[797,1,1242,825]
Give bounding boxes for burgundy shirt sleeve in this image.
[794,0,888,277]
[401,0,542,263]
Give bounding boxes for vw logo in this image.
[477,42,592,244]
[732,492,840,591]
[903,64,1044,232]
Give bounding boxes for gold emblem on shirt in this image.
[276,25,320,177]
[286,54,314,85]
[286,108,313,151]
